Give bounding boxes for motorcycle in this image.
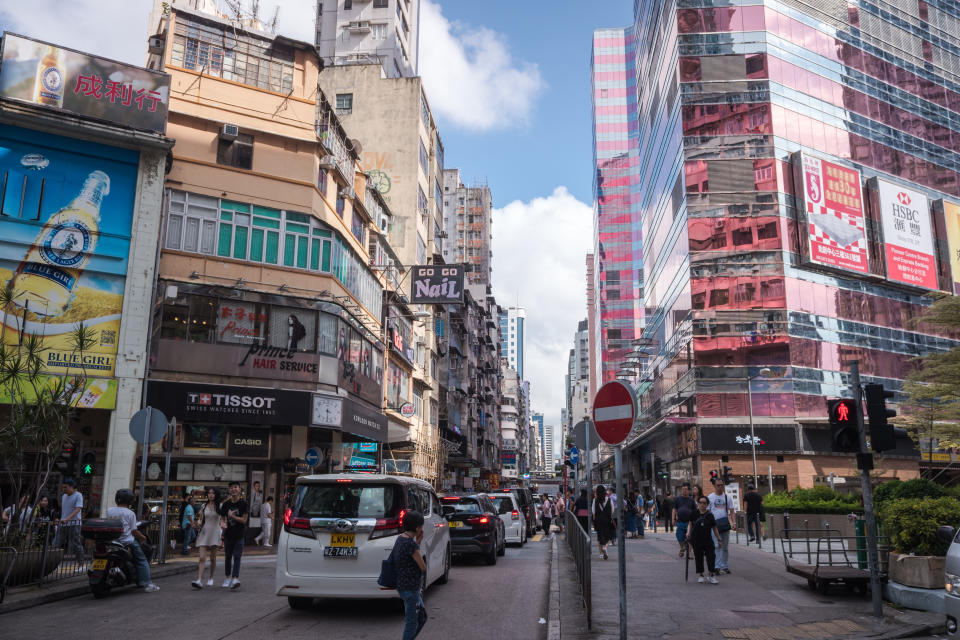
[81,508,157,599]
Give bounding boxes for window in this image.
[350,210,365,244]
[417,186,428,215]
[371,23,387,40]
[434,180,442,207]
[416,233,426,264]
[335,93,353,113]
[607,289,620,300]
[217,133,253,169]
[160,295,218,343]
[418,140,428,174]
[420,92,429,126]
[434,134,443,173]
[373,0,388,7]
[318,167,328,197]
[344,0,352,9]
[336,186,346,218]
[269,306,317,352]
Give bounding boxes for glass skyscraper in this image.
[613,0,960,491]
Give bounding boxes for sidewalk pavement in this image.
[0,546,276,615]
[557,530,945,639]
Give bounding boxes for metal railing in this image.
[0,519,164,595]
[564,508,592,629]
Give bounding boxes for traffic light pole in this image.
[850,361,883,619]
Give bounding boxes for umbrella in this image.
[684,541,690,582]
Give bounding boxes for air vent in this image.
[221,123,239,140]
[319,155,337,169]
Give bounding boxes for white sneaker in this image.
[264,543,273,548]
[191,580,203,589]
[222,578,232,588]
[708,576,719,585]
[698,577,706,583]
[230,578,240,590]
[144,584,160,593]
[206,579,214,587]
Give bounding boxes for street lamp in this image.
[746,367,772,488]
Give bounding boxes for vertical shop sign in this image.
[877,179,936,289]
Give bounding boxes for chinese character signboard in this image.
[877,179,937,290]
[0,33,170,134]
[942,200,960,294]
[796,153,869,274]
[699,426,798,453]
[0,124,139,378]
[410,265,464,304]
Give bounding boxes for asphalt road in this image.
[1,536,551,640]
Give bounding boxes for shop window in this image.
[160,301,190,340]
[268,306,317,352]
[318,312,338,355]
[161,296,217,343]
[218,300,266,344]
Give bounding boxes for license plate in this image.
[92,559,107,570]
[324,546,358,558]
[448,521,463,528]
[330,533,355,547]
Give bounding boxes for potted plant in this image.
[880,495,960,589]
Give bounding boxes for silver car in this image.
[940,526,960,635]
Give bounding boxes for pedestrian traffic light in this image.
[709,469,719,483]
[723,466,734,484]
[864,383,897,452]
[55,443,76,477]
[828,398,860,452]
[80,451,96,477]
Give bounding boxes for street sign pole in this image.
[137,407,152,519]
[158,417,175,564]
[585,423,592,541]
[615,444,626,640]
[851,361,883,619]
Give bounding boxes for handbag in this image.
[715,516,731,533]
[378,544,398,589]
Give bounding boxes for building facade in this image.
[591,27,644,386]
[442,169,494,287]
[611,0,960,496]
[531,412,545,470]
[315,0,420,79]
[498,305,525,379]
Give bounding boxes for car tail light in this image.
[467,516,490,527]
[283,508,315,539]
[371,509,406,540]
[511,510,519,521]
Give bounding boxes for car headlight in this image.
[947,572,960,596]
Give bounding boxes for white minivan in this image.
[276,474,451,609]
[488,492,526,544]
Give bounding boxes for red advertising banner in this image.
[798,154,869,274]
[877,179,937,290]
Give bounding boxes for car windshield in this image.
[442,498,481,514]
[491,496,514,513]
[294,483,400,519]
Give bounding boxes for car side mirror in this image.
[937,525,956,544]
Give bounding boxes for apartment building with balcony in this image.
[316,0,420,79]
[442,169,494,287]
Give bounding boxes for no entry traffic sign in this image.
[592,380,636,445]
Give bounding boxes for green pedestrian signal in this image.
[80,451,96,477]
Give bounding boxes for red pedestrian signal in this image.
[827,398,860,452]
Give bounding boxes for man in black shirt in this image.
[219,481,249,589]
[744,484,763,542]
[661,490,675,533]
[672,484,697,557]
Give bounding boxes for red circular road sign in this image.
[592,380,636,445]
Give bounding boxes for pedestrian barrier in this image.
[564,508,592,629]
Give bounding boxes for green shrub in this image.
[873,480,901,509]
[879,497,960,556]
[891,478,947,502]
[763,488,862,514]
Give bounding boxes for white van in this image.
[488,492,526,544]
[275,474,451,609]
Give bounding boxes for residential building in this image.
[585,253,599,400]
[315,0,420,79]
[531,412,545,470]
[498,305,525,378]
[0,33,173,514]
[142,6,400,510]
[543,422,555,471]
[500,365,526,481]
[590,27,644,386]
[604,1,960,494]
[442,169,494,287]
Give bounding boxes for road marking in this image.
[531,534,543,542]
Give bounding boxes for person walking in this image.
[593,485,614,559]
[708,479,735,574]
[249,481,263,543]
[255,496,274,547]
[624,490,639,538]
[192,488,224,589]
[180,495,196,555]
[219,481,249,589]
[744,484,763,543]
[661,490,675,533]
[541,494,553,537]
[575,489,590,533]
[54,479,85,565]
[686,495,721,584]
[645,493,658,534]
[555,494,566,534]
[691,484,704,503]
[394,510,428,640]
[672,484,697,558]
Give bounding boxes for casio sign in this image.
[234,438,263,446]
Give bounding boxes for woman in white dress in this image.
[191,488,225,589]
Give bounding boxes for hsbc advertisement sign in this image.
[876,179,937,290]
[147,381,310,425]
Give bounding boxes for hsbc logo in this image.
[187,392,276,409]
[897,192,911,205]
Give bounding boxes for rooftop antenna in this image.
[269,5,279,33]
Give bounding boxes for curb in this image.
[0,562,195,615]
[548,537,560,640]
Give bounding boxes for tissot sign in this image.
[410,265,464,304]
[147,381,310,425]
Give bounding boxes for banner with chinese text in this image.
[877,179,937,290]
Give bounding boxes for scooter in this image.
[81,511,156,599]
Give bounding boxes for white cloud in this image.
[420,0,544,131]
[491,187,593,458]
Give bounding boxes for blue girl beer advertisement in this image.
[0,123,137,385]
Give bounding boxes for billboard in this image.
[796,153,869,274]
[943,201,960,294]
[410,265,464,304]
[0,124,139,377]
[0,33,169,134]
[877,179,937,289]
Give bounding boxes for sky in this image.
[0,0,633,457]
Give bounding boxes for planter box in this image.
[888,552,945,589]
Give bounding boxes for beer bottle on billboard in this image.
[33,45,66,108]
[12,170,110,317]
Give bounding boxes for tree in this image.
[0,283,94,542]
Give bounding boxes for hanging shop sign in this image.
[228,427,270,457]
[310,394,387,442]
[795,153,869,275]
[876,179,937,290]
[153,339,335,385]
[147,380,311,425]
[410,265,464,304]
[0,33,170,133]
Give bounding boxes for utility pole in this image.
[851,361,883,619]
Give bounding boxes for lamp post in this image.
[746,367,772,487]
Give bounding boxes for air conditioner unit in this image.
[319,155,337,169]
[380,215,389,231]
[342,186,356,200]
[221,123,239,140]
[148,35,165,55]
